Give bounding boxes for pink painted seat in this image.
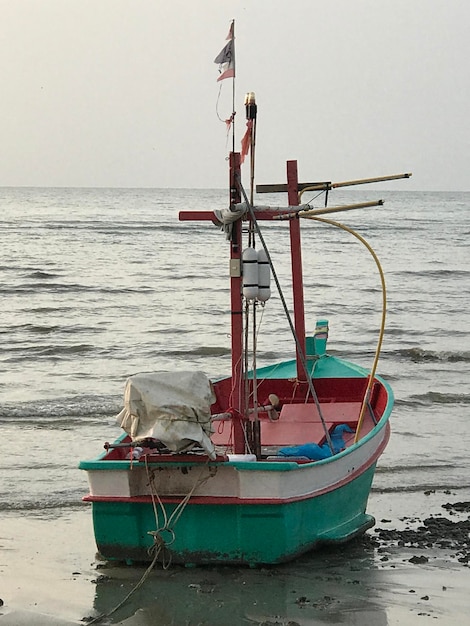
[212,401,361,447]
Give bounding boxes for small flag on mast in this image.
[214,21,235,82]
[240,120,253,164]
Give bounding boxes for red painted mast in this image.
[178,153,247,454]
[228,152,246,453]
[286,160,307,380]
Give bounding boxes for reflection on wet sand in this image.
[91,539,389,625]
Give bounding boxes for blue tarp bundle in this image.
[278,424,354,460]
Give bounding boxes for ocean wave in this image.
[39,222,184,234]
[404,391,470,406]
[0,498,86,513]
[1,323,104,336]
[27,270,59,279]
[1,344,98,361]
[395,347,470,363]
[376,463,457,474]
[0,395,120,420]
[165,346,232,357]
[0,283,155,295]
[393,268,470,279]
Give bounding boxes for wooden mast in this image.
[228,151,246,453]
[286,160,307,380]
[178,153,246,455]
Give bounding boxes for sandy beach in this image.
[1,490,469,625]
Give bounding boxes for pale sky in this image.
[1,0,469,190]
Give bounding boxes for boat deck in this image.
[212,400,377,454]
[98,400,377,463]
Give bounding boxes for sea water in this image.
[0,186,469,620]
[1,186,469,510]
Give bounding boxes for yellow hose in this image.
[299,214,387,442]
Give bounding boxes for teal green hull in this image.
[90,464,377,565]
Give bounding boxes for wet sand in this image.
[1,490,469,625]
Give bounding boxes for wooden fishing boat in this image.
[79,86,411,566]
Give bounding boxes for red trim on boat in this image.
[83,424,390,506]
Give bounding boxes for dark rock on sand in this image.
[373,501,470,564]
[409,555,428,564]
[442,501,470,513]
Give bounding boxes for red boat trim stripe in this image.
[84,426,389,506]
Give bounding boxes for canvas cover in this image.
[116,371,217,459]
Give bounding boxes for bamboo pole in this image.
[299,172,412,194]
[274,200,384,221]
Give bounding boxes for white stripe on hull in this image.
[85,423,389,503]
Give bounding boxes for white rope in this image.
[87,459,216,623]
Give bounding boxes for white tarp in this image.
[116,371,217,460]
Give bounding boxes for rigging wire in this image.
[236,175,334,452]
[302,189,328,207]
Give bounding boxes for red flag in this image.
[240,120,253,164]
[214,22,235,82]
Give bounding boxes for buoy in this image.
[242,247,258,300]
[257,248,271,302]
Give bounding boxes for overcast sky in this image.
[1,0,469,190]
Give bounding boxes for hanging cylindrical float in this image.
[257,248,271,302]
[242,247,259,300]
